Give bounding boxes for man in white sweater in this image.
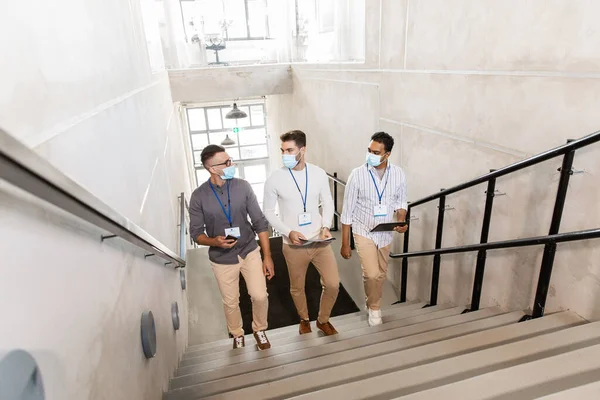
[263,130,340,336]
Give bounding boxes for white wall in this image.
[169,64,293,103]
[0,1,192,399]
[272,0,600,319]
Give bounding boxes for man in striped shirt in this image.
[340,132,408,327]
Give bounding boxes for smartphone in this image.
[225,235,239,242]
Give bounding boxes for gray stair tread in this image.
[169,311,583,400]
[184,301,423,357]
[395,342,600,400]
[175,304,458,378]
[286,318,600,399]
[169,305,488,390]
[182,302,436,363]
[536,381,600,399]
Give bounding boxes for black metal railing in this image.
[390,130,600,320]
[0,128,186,268]
[327,172,354,250]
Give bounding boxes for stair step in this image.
[174,311,584,400]
[536,381,600,399]
[184,301,423,357]
[175,304,457,376]
[395,342,600,399]
[182,302,434,363]
[286,318,600,399]
[183,303,426,362]
[169,305,484,390]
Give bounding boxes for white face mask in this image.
[365,152,384,167]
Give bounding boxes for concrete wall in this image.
[0,1,192,399]
[274,0,600,319]
[169,64,293,104]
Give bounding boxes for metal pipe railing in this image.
[0,128,185,268]
[390,228,600,259]
[395,130,600,318]
[326,173,354,249]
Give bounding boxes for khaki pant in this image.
[210,247,268,337]
[354,234,391,311]
[283,243,340,323]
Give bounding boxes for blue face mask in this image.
[282,152,301,169]
[366,152,384,167]
[221,165,236,180]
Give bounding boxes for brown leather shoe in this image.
[299,319,312,335]
[316,320,338,336]
[233,336,245,349]
[253,330,271,350]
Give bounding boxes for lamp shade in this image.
[221,134,236,146]
[225,103,247,119]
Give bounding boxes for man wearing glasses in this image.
[189,145,275,350]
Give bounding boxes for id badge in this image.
[224,227,241,238]
[374,204,388,217]
[298,212,312,226]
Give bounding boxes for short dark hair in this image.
[371,131,394,152]
[280,130,306,148]
[200,144,226,167]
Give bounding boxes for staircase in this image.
[163,301,600,399]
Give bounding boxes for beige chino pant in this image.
[283,243,340,324]
[210,247,268,337]
[354,234,391,311]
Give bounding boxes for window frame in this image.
[180,0,271,42]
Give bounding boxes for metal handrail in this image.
[390,228,600,259]
[0,128,185,268]
[409,130,600,207]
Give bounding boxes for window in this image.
[185,102,270,208]
[180,0,270,41]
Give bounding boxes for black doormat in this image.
[238,236,360,334]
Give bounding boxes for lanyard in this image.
[368,165,390,204]
[289,166,308,213]
[209,180,233,227]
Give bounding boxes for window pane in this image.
[240,144,268,159]
[247,0,267,38]
[239,128,266,146]
[223,0,247,38]
[226,147,241,161]
[187,108,207,131]
[251,183,265,203]
[206,108,223,130]
[191,133,209,150]
[209,131,239,147]
[244,164,267,184]
[238,106,251,127]
[193,151,202,165]
[195,168,210,185]
[250,105,264,126]
[223,113,249,128]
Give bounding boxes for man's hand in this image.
[340,244,352,259]
[393,223,409,234]
[288,231,307,246]
[263,255,275,280]
[319,227,332,240]
[213,236,237,248]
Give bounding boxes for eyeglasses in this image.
[211,158,233,168]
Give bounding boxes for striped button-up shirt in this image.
[341,163,408,248]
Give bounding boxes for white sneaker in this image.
[368,308,382,327]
